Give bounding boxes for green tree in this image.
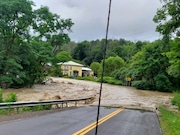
[153,0,180,39]
[166,38,180,78]
[128,40,171,91]
[33,6,74,54]
[90,62,101,77]
[0,0,34,88]
[0,0,73,88]
[73,42,89,61]
[154,72,172,92]
[165,38,180,89]
[55,51,72,63]
[103,56,125,76]
[153,0,180,89]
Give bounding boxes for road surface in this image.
[0,106,161,135]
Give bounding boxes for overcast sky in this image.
[32,0,163,42]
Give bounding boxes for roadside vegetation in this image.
[0,88,18,115]
[0,105,52,116]
[73,76,122,85]
[159,92,180,135]
[171,92,180,110]
[0,88,17,103]
[0,88,52,115]
[159,106,180,135]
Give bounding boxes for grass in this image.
[73,76,123,85]
[76,76,97,82]
[0,105,52,115]
[158,106,180,135]
[96,76,122,85]
[0,109,9,115]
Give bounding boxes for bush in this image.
[132,80,155,90]
[97,76,122,85]
[48,65,63,77]
[154,73,172,92]
[171,92,180,110]
[4,92,17,102]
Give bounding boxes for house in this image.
[58,61,93,77]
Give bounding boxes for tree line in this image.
[60,38,179,92]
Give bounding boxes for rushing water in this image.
[2,77,172,110]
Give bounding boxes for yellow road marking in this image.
[72,108,124,135]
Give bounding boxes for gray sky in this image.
[32,0,163,42]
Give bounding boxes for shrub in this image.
[171,92,180,110]
[114,80,123,85]
[132,80,155,90]
[48,65,62,77]
[154,73,172,92]
[4,92,17,102]
[97,76,122,85]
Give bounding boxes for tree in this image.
[90,62,101,77]
[128,40,171,91]
[153,0,180,39]
[0,0,73,88]
[166,38,180,78]
[153,0,180,89]
[0,0,34,88]
[55,51,72,63]
[73,43,88,61]
[33,6,74,54]
[103,56,125,76]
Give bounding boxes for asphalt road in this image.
[0,106,162,135]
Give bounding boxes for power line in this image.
[95,0,112,135]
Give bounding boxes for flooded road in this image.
[2,77,172,111]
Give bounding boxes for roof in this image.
[82,67,92,71]
[60,61,83,67]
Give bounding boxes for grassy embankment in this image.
[159,92,180,135]
[75,76,123,85]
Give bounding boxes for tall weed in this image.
[4,92,17,102]
[171,92,180,110]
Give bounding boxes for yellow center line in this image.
[72,107,124,135]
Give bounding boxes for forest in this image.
[0,0,179,92]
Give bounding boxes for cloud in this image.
[32,0,163,42]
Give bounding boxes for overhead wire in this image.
[95,0,112,135]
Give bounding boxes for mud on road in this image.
[3,77,172,111]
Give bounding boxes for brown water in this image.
[2,77,172,111]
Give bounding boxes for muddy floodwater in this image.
[2,77,172,111]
